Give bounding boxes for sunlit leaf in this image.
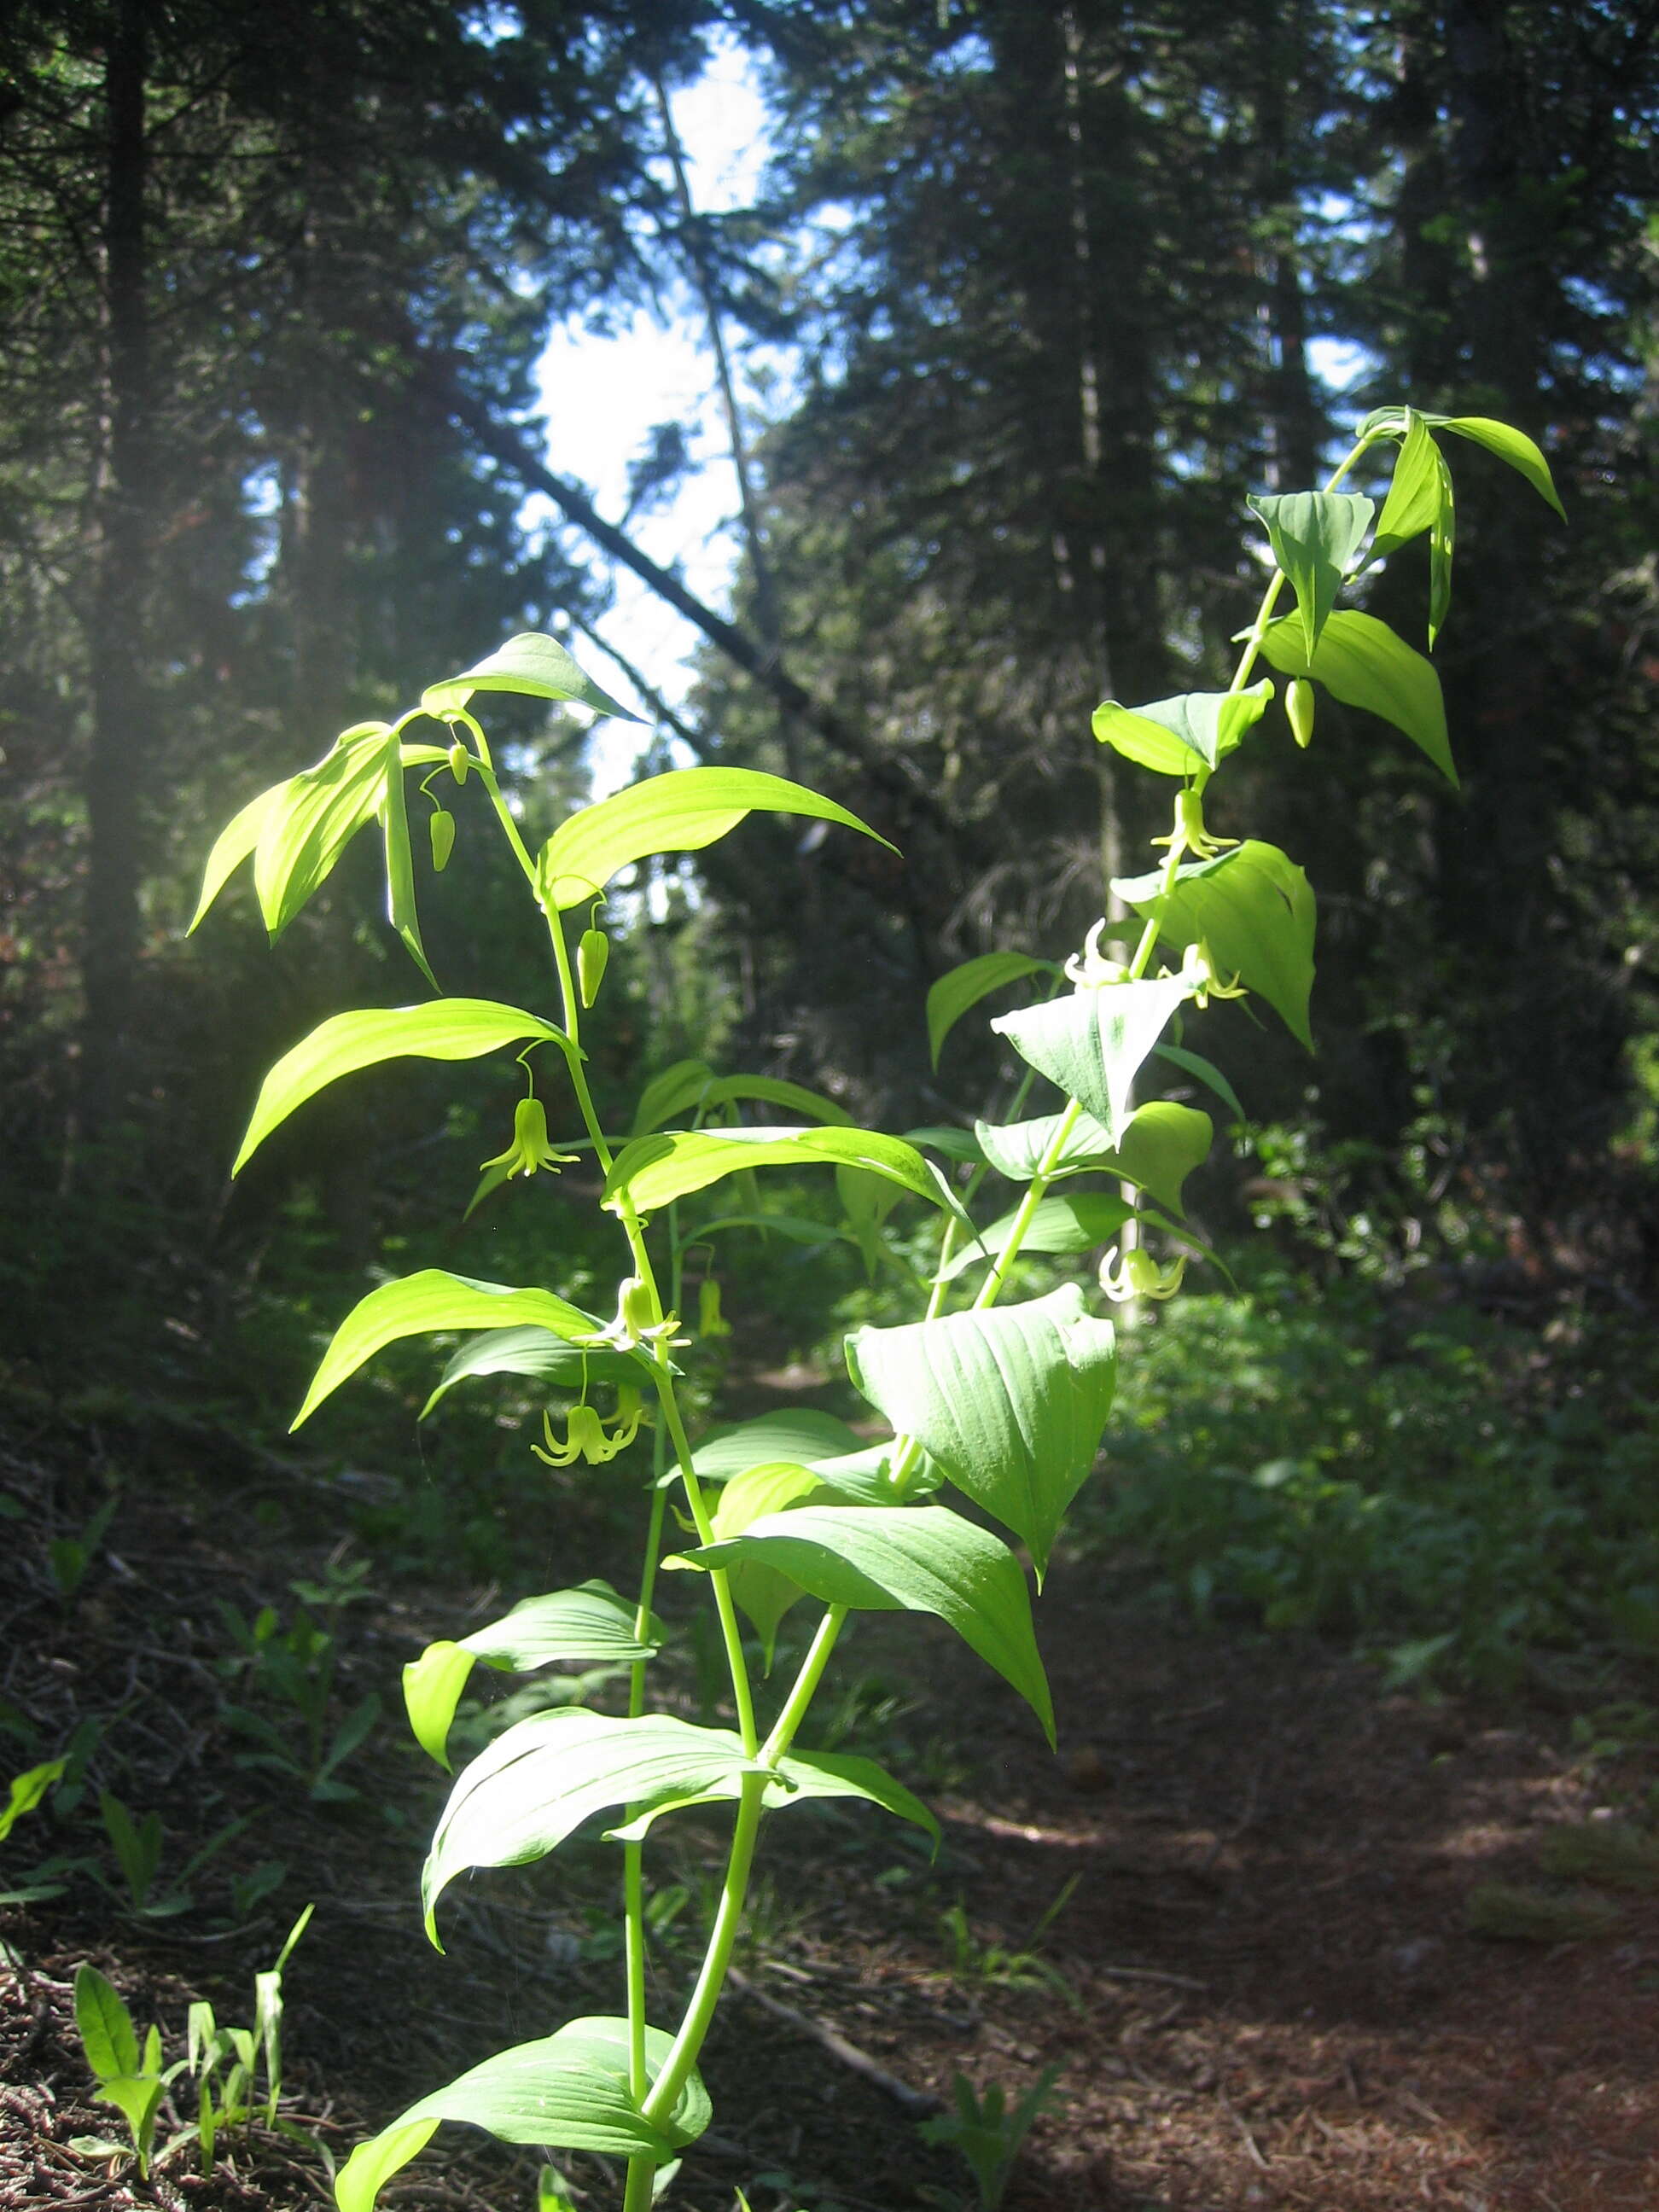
[421,632,640,723]
[1252,608,1455,785]
[690,1410,864,1483]
[1091,683,1272,777]
[1248,492,1375,658]
[74,1965,138,2081]
[845,1286,1115,1578]
[252,725,392,940]
[1435,415,1565,521]
[403,1583,659,1769]
[333,2018,707,2212]
[234,999,571,1174]
[701,1074,853,1125]
[690,1505,1053,1744]
[189,781,292,932]
[1370,415,1457,647]
[706,1460,825,1663]
[420,1327,645,1418]
[539,768,894,910]
[379,743,437,988]
[1115,839,1317,1049]
[936,1192,1135,1281]
[294,1270,600,1431]
[632,1059,715,1137]
[974,1097,1211,1213]
[926,954,1055,1068]
[605,1126,938,1216]
[992,970,1196,1144]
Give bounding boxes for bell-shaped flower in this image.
[1098,1243,1187,1304]
[1151,789,1237,864]
[1064,918,1132,990]
[578,1274,687,1354]
[532,1385,649,1469]
[1169,937,1247,1010]
[480,1097,576,1179]
[698,1278,731,1339]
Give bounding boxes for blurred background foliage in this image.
[2,0,1656,1685]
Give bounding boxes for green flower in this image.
[531,1387,647,1469]
[1098,1243,1187,1303]
[480,1097,575,1179]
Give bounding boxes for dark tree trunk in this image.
[82,0,154,1134]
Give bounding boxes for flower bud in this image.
[578,926,609,1008]
[698,1278,731,1339]
[429,809,455,872]
[1287,678,1316,750]
[447,740,470,785]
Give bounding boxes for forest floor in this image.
[3,1394,1657,2212]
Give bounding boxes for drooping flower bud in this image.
[698,1278,731,1339]
[1152,789,1237,864]
[429,808,456,872]
[1286,678,1316,750]
[447,740,471,785]
[578,926,609,1008]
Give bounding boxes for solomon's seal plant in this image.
[192,405,1558,2211]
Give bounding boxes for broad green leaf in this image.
[293,1270,600,1431]
[421,1328,644,1418]
[333,2017,707,2212]
[975,1105,1117,1181]
[1248,492,1375,658]
[690,1409,864,1483]
[422,1708,936,1940]
[926,955,1054,1069]
[74,1964,139,2081]
[539,768,894,910]
[838,1163,902,1278]
[709,1460,826,1664]
[0,1759,65,1844]
[1436,416,1565,521]
[605,1126,938,1216]
[1252,609,1455,786]
[1151,1041,1245,1123]
[403,1583,661,1768]
[690,1505,1053,1744]
[845,1286,1115,1578]
[189,782,292,932]
[1115,839,1318,1050]
[235,1000,572,1174]
[253,725,392,940]
[701,1074,853,1126]
[1091,682,1273,777]
[632,1059,715,1137]
[95,2074,165,2151]
[992,970,1196,1144]
[602,1743,939,1849]
[379,746,436,989]
[696,1212,857,1250]
[973,1099,1211,1214]
[808,1444,942,1505]
[937,1192,1135,1281]
[421,632,640,723]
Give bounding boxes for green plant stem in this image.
[760,1604,848,1764]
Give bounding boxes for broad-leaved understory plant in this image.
[192,404,1559,2211]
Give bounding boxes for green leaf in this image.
[235,1000,572,1175]
[403,1583,661,1768]
[420,1328,645,1418]
[1114,839,1318,1050]
[379,743,437,988]
[1370,415,1456,647]
[632,1059,714,1137]
[95,2075,165,2161]
[604,1126,939,1217]
[690,1411,864,1483]
[937,1192,1135,1281]
[905,1126,987,1165]
[0,1759,65,1844]
[689,1506,1053,1745]
[421,632,641,723]
[992,970,1196,1144]
[252,725,393,940]
[926,955,1054,1068]
[975,1105,1116,1181]
[74,1964,139,2081]
[1435,415,1565,521]
[332,2017,707,2212]
[1252,609,1455,786]
[838,1163,903,1278]
[539,768,894,910]
[293,1270,601,1431]
[707,1461,826,1664]
[701,1074,853,1125]
[808,1443,943,1505]
[973,1097,1211,1212]
[189,782,292,932]
[1151,1042,1244,1123]
[1248,492,1375,658]
[844,1286,1115,1579]
[1091,683,1273,777]
[422,1708,937,1941]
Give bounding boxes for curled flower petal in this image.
[1098,1243,1187,1303]
[1151,789,1237,864]
[480,1097,577,1179]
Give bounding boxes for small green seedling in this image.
[218,1601,381,1802]
[49,1492,119,1598]
[72,1964,178,2177]
[96,1789,252,1918]
[938,1877,1082,2011]
[917,2065,1064,2211]
[0,1757,90,1906]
